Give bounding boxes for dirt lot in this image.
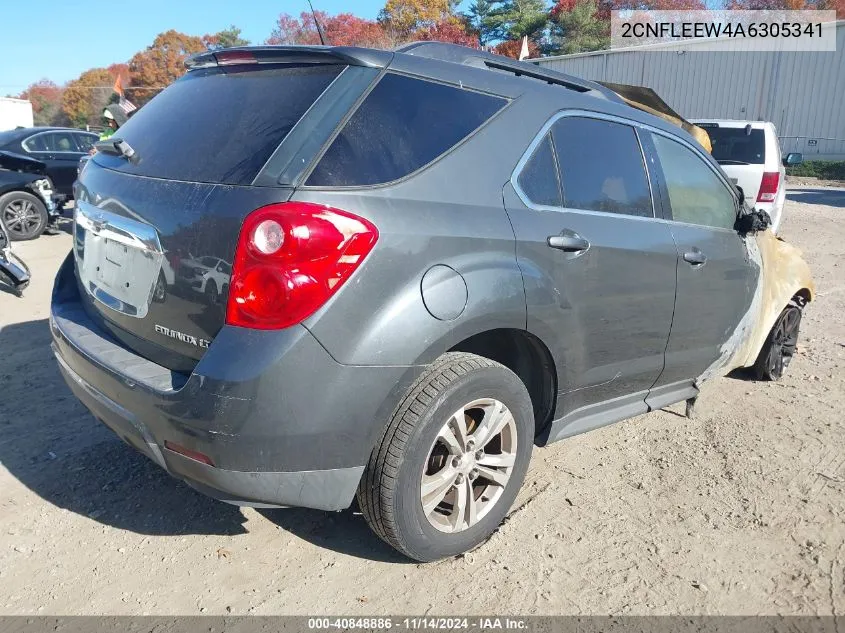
[1,187,843,616]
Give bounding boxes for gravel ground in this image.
[0,187,843,615]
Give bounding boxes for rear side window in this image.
[307,73,507,187]
[701,125,765,165]
[95,64,344,185]
[552,117,652,217]
[74,133,97,152]
[517,134,562,207]
[652,133,737,231]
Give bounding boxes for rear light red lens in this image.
[226,202,379,330]
[757,171,780,202]
[164,441,215,466]
[215,50,257,66]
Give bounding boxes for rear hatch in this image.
[73,54,380,373]
[696,122,765,201]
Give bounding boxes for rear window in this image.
[306,73,507,187]
[701,126,765,165]
[94,64,344,185]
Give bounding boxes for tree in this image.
[19,79,64,126]
[550,0,609,54]
[267,11,392,48]
[61,68,115,128]
[203,25,250,50]
[464,0,498,45]
[128,30,206,105]
[379,0,459,38]
[485,0,550,43]
[494,38,541,57]
[415,19,480,46]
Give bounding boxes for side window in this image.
[22,134,49,152]
[51,132,78,152]
[652,133,737,231]
[552,117,653,217]
[75,133,97,152]
[307,73,507,187]
[517,134,562,207]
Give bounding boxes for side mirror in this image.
[784,152,803,166]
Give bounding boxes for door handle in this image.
[547,231,590,253]
[683,248,707,266]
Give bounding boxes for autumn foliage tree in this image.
[19,79,65,126]
[61,68,116,128]
[127,30,206,105]
[267,11,392,48]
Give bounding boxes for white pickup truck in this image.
[692,120,802,234]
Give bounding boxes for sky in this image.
[0,0,392,94]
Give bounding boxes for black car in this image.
[0,150,58,240]
[0,127,98,199]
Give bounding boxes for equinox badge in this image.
[154,324,211,349]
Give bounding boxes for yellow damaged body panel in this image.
[726,231,815,374]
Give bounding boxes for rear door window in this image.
[74,133,98,152]
[652,133,737,231]
[93,64,345,185]
[307,73,507,187]
[551,117,653,218]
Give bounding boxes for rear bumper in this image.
[51,254,418,510]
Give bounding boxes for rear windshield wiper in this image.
[94,138,138,161]
[717,159,751,165]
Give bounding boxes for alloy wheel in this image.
[420,398,518,533]
[2,198,44,240]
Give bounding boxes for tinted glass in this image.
[652,133,737,231]
[50,131,79,152]
[74,133,97,152]
[517,134,561,207]
[95,64,344,185]
[552,117,652,217]
[23,133,50,152]
[307,73,506,186]
[701,126,765,165]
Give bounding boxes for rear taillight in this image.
[225,202,378,330]
[757,172,780,202]
[215,50,257,66]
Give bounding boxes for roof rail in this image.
[396,41,621,101]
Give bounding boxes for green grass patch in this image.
[786,160,845,181]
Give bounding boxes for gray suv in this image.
[52,43,811,561]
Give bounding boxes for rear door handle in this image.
[683,248,707,266]
[547,231,590,253]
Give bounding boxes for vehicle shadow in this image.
[786,187,845,209]
[0,318,400,560]
[0,318,247,537]
[258,507,409,563]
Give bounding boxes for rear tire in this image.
[205,280,219,305]
[357,352,533,562]
[753,303,803,381]
[0,191,48,241]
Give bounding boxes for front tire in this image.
[753,303,803,381]
[0,191,48,241]
[357,352,533,562]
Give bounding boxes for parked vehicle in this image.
[52,44,813,562]
[0,127,99,201]
[0,151,59,240]
[0,208,30,295]
[692,120,801,234]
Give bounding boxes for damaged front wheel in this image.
[753,304,802,381]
